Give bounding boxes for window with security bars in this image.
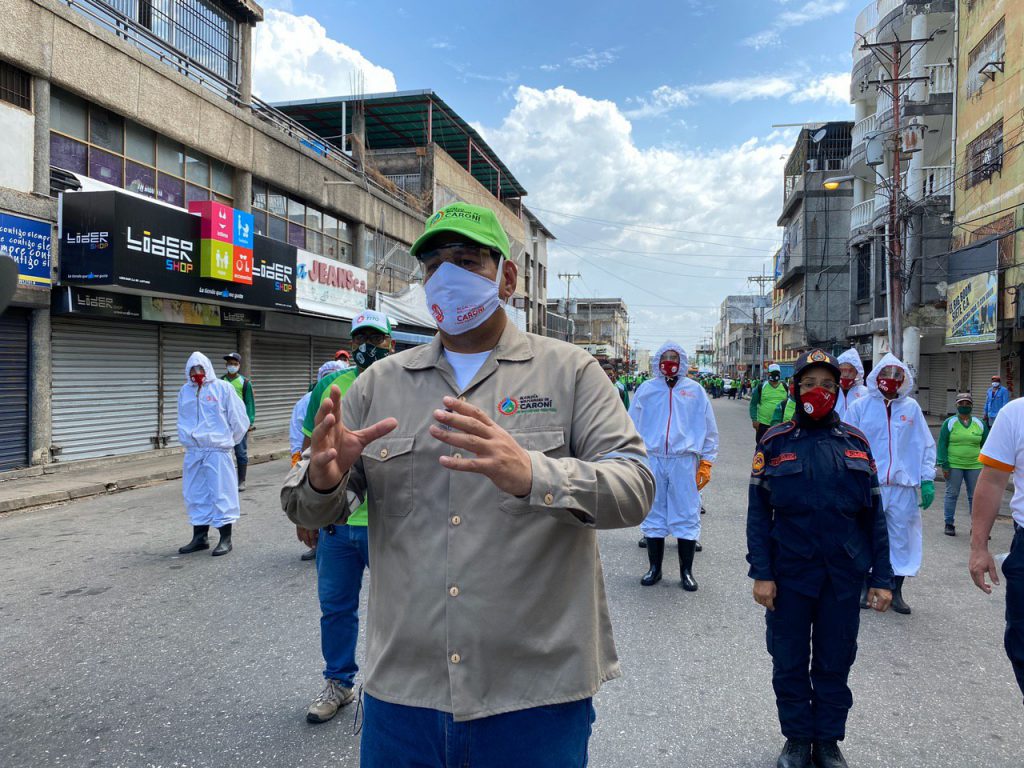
[966,120,1004,188]
[0,60,31,110]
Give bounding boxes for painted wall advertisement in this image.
[946,270,998,346]
[56,286,261,328]
[0,212,51,286]
[295,249,368,319]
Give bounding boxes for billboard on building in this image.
[0,212,51,287]
[295,249,368,319]
[946,270,997,346]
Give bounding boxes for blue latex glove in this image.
[919,480,935,510]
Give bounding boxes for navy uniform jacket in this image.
[746,418,895,601]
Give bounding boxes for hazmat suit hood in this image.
[865,352,915,399]
[653,341,688,378]
[185,351,217,386]
[837,348,865,384]
[318,360,349,380]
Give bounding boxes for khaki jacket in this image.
[282,322,654,721]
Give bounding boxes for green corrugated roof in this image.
[272,90,527,199]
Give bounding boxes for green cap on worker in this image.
[411,202,511,261]
[351,309,392,335]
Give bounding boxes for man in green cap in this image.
[282,201,654,767]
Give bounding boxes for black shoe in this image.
[812,740,849,768]
[178,525,210,554]
[212,525,233,557]
[638,537,647,548]
[700,505,706,515]
[944,523,956,536]
[301,547,317,562]
[859,580,870,610]
[237,463,248,492]
[678,539,699,591]
[777,738,813,768]
[695,541,702,552]
[641,537,664,586]
[891,575,911,615]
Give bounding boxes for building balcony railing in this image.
[925,63,954,96]
[919,164,953,198]
[877,0,903,22]
[852,113,878,147]
[851,199,876,230]
[877,90,893,117]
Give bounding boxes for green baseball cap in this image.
[410,202,511,261]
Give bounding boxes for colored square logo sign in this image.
[189,202,254,285]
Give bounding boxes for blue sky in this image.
[254,0,866,353]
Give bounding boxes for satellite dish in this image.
[811,128,828,143]
[0,254,18,314]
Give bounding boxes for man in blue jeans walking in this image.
[297,311,395,723]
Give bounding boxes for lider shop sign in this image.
[59,191,295,311]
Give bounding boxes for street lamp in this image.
[822,174,855,191]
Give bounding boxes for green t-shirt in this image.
[301,367,366,527]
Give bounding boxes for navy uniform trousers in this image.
[1003,525,1024,701]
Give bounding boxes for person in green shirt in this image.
[937,392,989,537]
[222,352,255,490]
[770,388,798,425]
[602,362,630,409]
[297,309,396,725]
[750,364,788,442]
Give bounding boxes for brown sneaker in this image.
[306,679,355,724]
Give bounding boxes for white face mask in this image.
[424,261,502,336]
[226,364,240,374]
[992,382,1000,389]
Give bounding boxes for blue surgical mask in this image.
[424,261,502,336]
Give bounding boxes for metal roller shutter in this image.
[160,326,239,448]
[51,319,159,461]
[970,349,1001,404]
[926,352,955,417]
[914,353,930,411]
[251,332,311,435]
[313,336,343,378]
[0,309,30,471]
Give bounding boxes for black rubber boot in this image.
[678,539,698,591]
[178,525,210,554]
[212,524,233,556]
[777,738,812,768]
[640,538,664,585]
[891,575,911,614]
[812,739,849,768]
[638,537,647,548]
[237,463,248,491]
[301,547,317,562]
[859,579,870,610]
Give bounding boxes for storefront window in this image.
[252,178,356,262]
[49,88,233,207]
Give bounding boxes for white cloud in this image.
[791,72,851,105]
[481,86,789,350]
[566,49,619,71]
[744,1,848,49]
[695,76,798,102]
[252,9,398,102]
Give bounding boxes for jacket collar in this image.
[400,318,534,371]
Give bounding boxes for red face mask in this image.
[801,387,837,419]
[839,376,856,392]
[660,359,680,378]
[190,372,206,387]
[877,377,901,396]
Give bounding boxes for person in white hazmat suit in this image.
[177,352,250,557]
[290,360,349,562]
[628,342,719,591]
[845,352,936,614]
[835,348,870,422]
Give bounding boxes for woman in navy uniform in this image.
[746,349,894,768]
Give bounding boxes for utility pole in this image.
[558,272,581,344]
[860,34,933,360]
[749,268,774,379]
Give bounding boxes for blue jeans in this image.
[317,524,369,686]
[233,432,249,467]
[944,468,980,525]
[360,693,596,768]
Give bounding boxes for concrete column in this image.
[909,14,928,102]
[233,169,252,212]
[354,221,372,304]
[32,77,50,197]
[29,308,52,466]
[238,329,253,376]
[237,23,254,105]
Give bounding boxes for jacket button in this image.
[451,515,461,526]
[543,493,554,505]
[449,585,460,597]
[458,396,467,402]
[379,448,389,459]
[450,652,461,664]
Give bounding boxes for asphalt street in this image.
[1,398,1021,768]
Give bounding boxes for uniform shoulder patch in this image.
[752,450,766,475]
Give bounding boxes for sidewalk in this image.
[0,435,291,515]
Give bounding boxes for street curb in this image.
[0,448,290,516]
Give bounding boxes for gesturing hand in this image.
[753,579,777,611]
[308,384,398,493]
[866,588,892,612]
[969,546,1000,594]
[429,396,533,498]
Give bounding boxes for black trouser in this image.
[756,423,770,443]
[766,581,860,740]
[1003,526,1024,702]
